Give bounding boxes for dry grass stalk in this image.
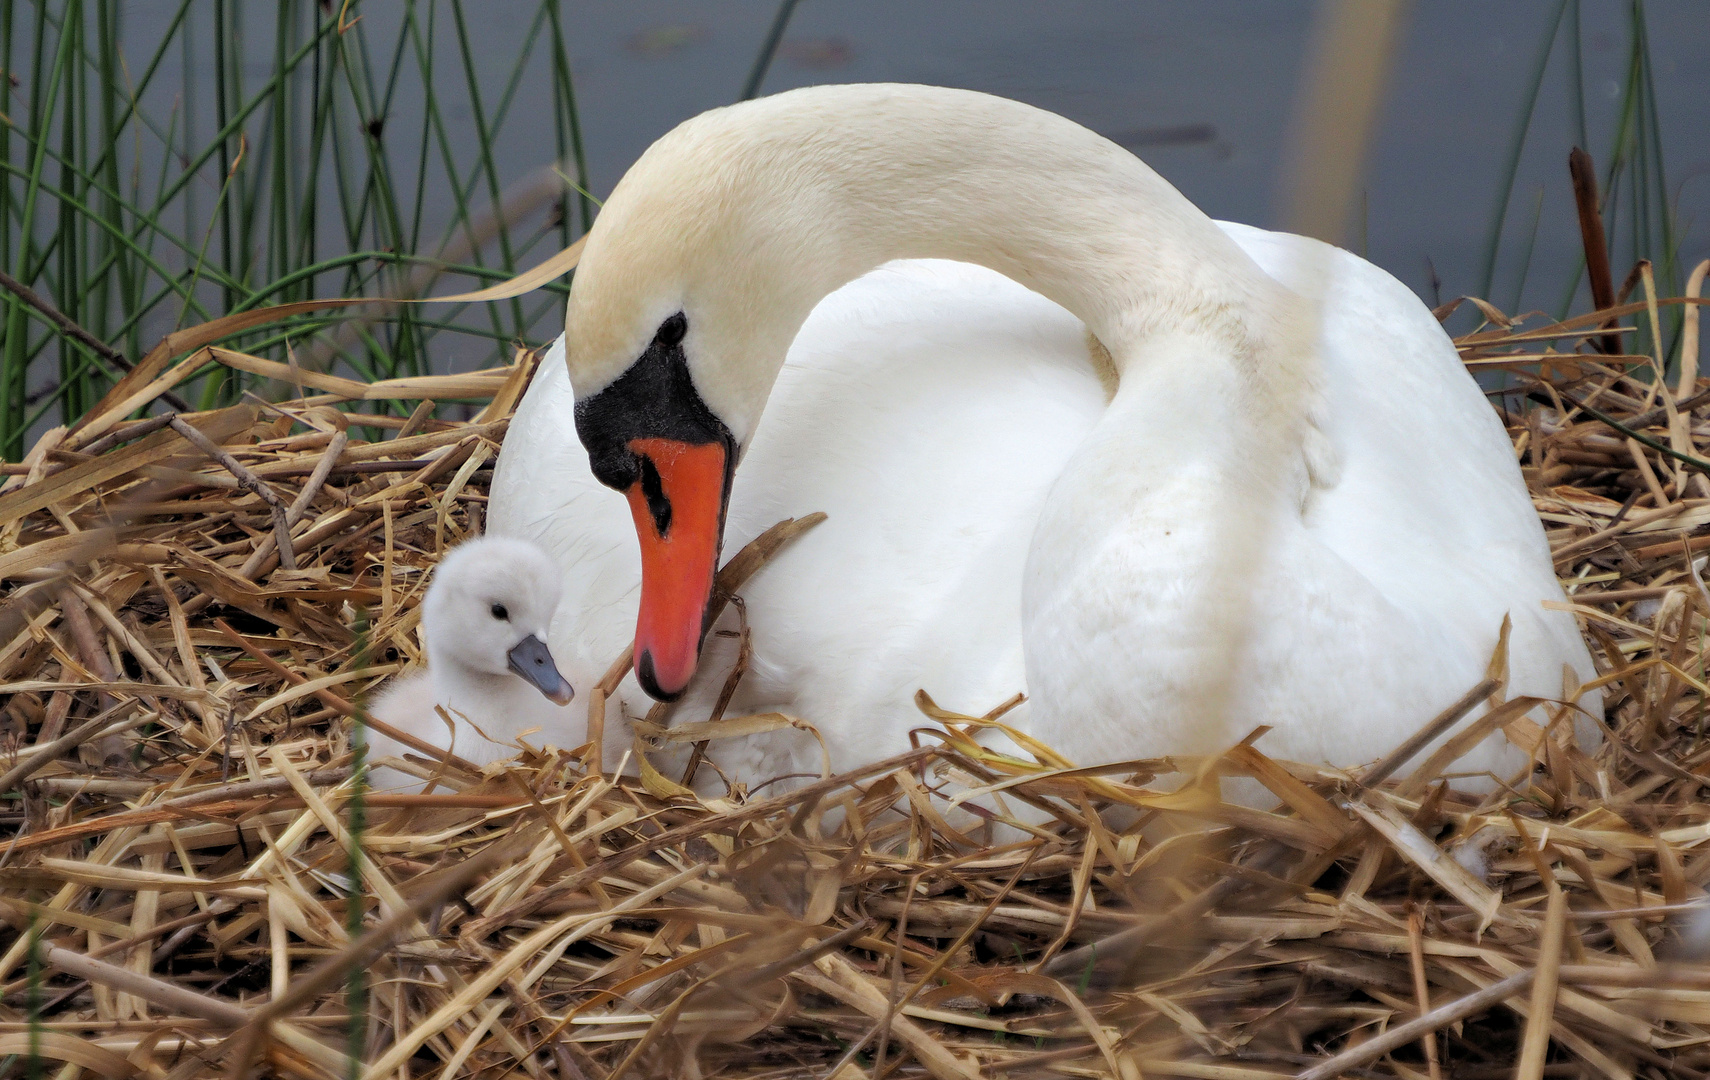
[5,299,1710,1079]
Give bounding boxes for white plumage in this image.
[490,84,1600,792]
[364,536,575,789]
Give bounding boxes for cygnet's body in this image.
[364,537,575,788]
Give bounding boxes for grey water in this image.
[563,0,1710,311]
[76,1,1710,351]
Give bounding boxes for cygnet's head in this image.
[420,537,574,704]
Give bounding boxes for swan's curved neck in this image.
[572,85,1302,434]
[794,120,1281,368]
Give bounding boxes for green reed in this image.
[0,0,591,459]
[1481,0,1685,364]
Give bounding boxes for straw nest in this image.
[3,281,1710,1080]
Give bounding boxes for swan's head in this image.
[421,537,574,705]
[565,92,862,700]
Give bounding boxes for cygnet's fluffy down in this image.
[363,537,575,789]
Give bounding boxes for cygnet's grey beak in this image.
[507,634,574,705]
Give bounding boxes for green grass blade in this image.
[1477,0,1570,301]
[740,0,801,101]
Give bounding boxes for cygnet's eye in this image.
[490,603,509,621]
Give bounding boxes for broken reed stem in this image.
[167,416,297,570]
[1407,909,1443,1080]
[53,584,115,688]
[739,919,875,987]
[1569,147,1622,356]
[74,414,179,459]
[236,429,349,579]
[1626,383,1710,431]
[682,596,751,787]
[48,583,129,764]
[1549,499,1689,562]
[43,946,248,1027]
[158,769,354,809]
[0,702,150,794]
[0,267,157,388]
[582,649,629,772]
[1296,969,1536,1080]
[583,513,825,773]
[1356,676,1499,789]
[1516,886,1568,1080]
[33,692,72,747]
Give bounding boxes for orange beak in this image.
[624,437,729,700]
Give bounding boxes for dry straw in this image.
[3,269,1710,1078]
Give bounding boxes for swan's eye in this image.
[491,603,509,621]
[653,312,687,349]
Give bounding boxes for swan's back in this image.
[1218,222,1598,745]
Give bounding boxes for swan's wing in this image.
[721,259,1104,762]
[1218,221,1597,716]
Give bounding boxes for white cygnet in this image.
[363,536,575,789]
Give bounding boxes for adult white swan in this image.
[495,84,1598,785]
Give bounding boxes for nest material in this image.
[1,293,1710,1080]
